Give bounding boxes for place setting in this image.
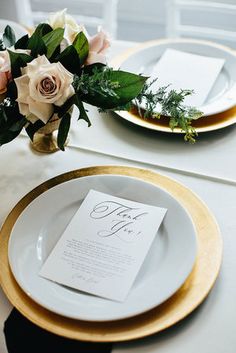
[63,36,236,184]
[112,38,236,135]
[0,165,222,342]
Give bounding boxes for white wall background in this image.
[1,0,236,44]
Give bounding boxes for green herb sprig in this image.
[73,68,202,143]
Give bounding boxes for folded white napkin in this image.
[150,48,225,107]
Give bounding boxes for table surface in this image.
[0,40,236,353]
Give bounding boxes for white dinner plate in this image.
[0,19,28,40]
[119,39,236,116]
[8,174,197,321]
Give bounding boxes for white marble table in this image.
[0,41,236,353]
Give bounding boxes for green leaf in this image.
[6,81,18,99]
[25,120,45,141]
[56,94,91,126]
[7,50,33,78]
[33,23,53,37]
[73,96,91,126]
[28,33,47,57]
[43,28,64,58]
[55,45,81,74]
[109,71,147,105]
[82,70,147,109]
[0,119,26,145]
[14,34,29,49]
[3,25,16,47]
[73,32,89,64]
[8,118,27,132]
[0,105,8,123]
[0,39,5,50]
[0,99,27,145]
[57,113,71,151]
[55,95,75,119]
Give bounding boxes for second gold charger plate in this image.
[0,166,222,342]
[111,38,236,133]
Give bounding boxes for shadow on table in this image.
[115,275,223,351]
[109,111,236,148]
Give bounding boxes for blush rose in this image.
[86,30,110,65]
[0,50,11,94]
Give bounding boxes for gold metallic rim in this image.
[0,166,222,342]
[111,38,236,133]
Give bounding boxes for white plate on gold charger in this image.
[113,38,236,117]
[8,173,197,321]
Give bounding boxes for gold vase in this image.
[31,132,59,153]
[31,111,71,153]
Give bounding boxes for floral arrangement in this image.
[0,10,202,150]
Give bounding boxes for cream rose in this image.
[48,8,85,44]
[14,55,75,123]
[86,29,110,65]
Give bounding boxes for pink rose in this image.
[14,55,75,123]
[0,49,30,95]
[0,50,11,94]
[0,50,11,72]
[0,72,9,94]
[86,30,110,65]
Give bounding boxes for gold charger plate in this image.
[111,38,236,133]
[0,166,222,342]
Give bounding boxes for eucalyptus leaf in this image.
[57,113,71,151]
[3,25,16,47]
[43,28,64,58]
[73,32,89,64]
